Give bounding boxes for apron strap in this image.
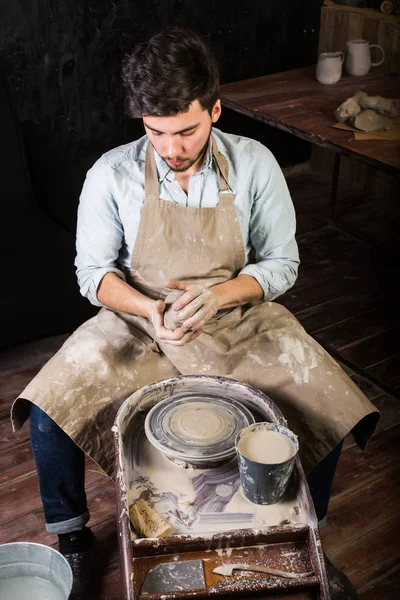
[144,142,160,202]
[144,136,234,206]
[211,136,234,207]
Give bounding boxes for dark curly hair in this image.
[122,28,220,118]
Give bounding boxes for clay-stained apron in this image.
[11,138,379,476]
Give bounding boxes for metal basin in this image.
[0,542,72,599]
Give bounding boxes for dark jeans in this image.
[30,404,89,534]
[307,438,343,523]
[30,404,342,534]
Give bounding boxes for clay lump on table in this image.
[334,91,400,131]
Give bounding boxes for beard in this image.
[161,127,212,173]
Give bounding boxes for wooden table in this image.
[220,66,399,216]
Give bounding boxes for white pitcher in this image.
[316,52,344,84]
[345,39,385,76]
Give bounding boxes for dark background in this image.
[1,0,323,347]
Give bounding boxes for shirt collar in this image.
[151,137,213,183]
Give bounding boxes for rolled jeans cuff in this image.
[46,511,90,535]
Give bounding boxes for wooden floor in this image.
[0,169,399,598]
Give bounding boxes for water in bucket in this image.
[0,542,72,600]
[0,575,65,599]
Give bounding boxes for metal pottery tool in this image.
[141,559,205,594]
[213,563,314,578]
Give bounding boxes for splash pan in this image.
[144,394,254,467]
[114,376,331,600]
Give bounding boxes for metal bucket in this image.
[0,542,72,599]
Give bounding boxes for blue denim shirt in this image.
[75,127,299,307]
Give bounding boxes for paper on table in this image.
[332,118,400,141]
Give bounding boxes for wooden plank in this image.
[84,518,120,599]
[321,460,400,559]
[0,369,41,422]
[1,439,108,494]
[296,226,347,250]
[295,288,382,334]
[324,0,400,25]
[0,466,115,544]
[288,176,331,234]
[363,17,380,58]
[312,308,397,351]
[319,6,335,53]
[318,6,329,55]
[0,440,32,479]
[321,426,400,590]
[0,458,113,529]
[298,234,370,264]
[293,262,366,297]
[349,372,390,400]
[326,515,400,590]
[348,12,365,42]
[281,272,373,314]
[92,519,121,599]
[337,329,400,368]
[390,25,400,72]
[299,234,390,268]
[359,564,400,600]
[0,335,68,421]
[336,185,400,247]
[308,152,400,251]
[290,228,390,305]
[366,355,400,390]
[342,389,400,450]
[98,570,124,599]
[377,19,398,73]
[328,423,400,498]
[0,334,68,377]
[335,9,350,55]
[360,392,400,433]
[0,418,29,451]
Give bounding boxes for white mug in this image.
[316,52,344,85]
[345,39,385,76]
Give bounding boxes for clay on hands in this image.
[163,290,185,330]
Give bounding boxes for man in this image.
[12,28,378,598]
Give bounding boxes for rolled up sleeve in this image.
[75,157,126,307]
[239,144,299,300]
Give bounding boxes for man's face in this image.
[143,100,221,173]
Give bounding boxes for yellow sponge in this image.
[129,499,172,538]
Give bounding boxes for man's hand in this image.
[150,299,202,346]
[165,280,219,331]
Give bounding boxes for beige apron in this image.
[12,138,379,477]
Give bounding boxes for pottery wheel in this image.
[144,394,255,465]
